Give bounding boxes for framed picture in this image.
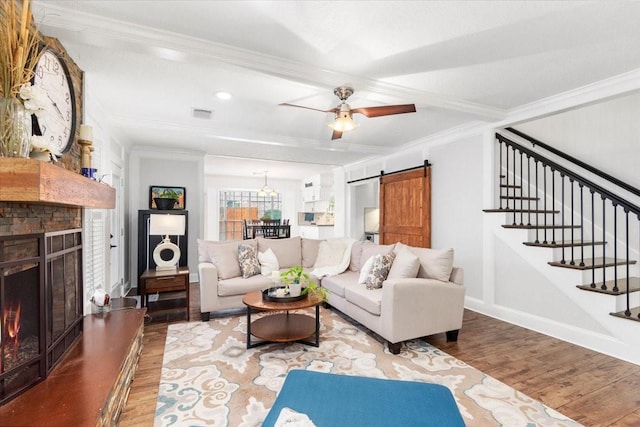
[149,186,186,209]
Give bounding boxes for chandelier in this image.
[258,171,278,197]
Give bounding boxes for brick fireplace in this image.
[0,158,115,405]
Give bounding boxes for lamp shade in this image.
[149,214,185,236]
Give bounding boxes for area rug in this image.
[154,308,583,427]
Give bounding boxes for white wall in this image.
[128,149,204,286]
[517,92,640,191]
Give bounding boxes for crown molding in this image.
[504,67,640,126]
[34,3,506,121]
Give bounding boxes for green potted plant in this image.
[154,188,179,210]
[280,266,328,300]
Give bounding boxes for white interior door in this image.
[108,164,124,297]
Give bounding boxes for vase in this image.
[154,197,177,210]
[0,98,31,158]
[289,281,302,297]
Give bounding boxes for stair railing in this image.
[495,130,640,320]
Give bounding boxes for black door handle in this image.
[110,244,117,249]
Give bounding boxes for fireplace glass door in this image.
[0,233,45,404]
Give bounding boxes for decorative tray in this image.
[262,286,306,303]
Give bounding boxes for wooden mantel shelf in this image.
[0,158,115,209]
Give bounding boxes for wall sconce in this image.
[149,214,185,271]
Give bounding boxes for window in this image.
[218,191,282,241]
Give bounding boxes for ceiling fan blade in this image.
[279,103,338,114]
[351,104,416,118]
[331,130,343,140]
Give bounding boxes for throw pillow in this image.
[207,242,242,279]
[238,244,261,279]
[409,247,455,282]
[358,255,376,284]
[387,246,420,280]
[359,243,395,272]
[258,247,280,276]
[365,251,396,289]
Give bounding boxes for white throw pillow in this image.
[387,247,420,280]
[358,256,376,284]
[258,247,280,276]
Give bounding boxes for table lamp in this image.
[149,214,185,271]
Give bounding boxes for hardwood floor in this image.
[120,283,640,426]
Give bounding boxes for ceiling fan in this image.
[280,85,416,140]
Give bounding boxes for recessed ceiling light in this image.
[216,91,232,100]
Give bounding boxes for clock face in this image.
[32,49,76,154]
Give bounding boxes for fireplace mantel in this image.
[0,158,115,209]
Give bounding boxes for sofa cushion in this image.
[258,247,280,276]
[301,238,323,268]
[344,284,382,316]
[360,243,395,271]
[408,247,454,282]
[349,240,374,272]
[365,251,396,289]
[238,244,261,278]
[321,270,359,298]
[218,274,273,297]
[207,241,248,279]
[257,236,302,269]
[387,246,419,280]
[198,238,255,263]
[314,238,350,268]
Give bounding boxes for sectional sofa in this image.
[197,236,465,353]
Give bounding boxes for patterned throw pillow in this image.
[365,251,396,289]
[238,244,261,278]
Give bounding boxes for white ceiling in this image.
[31,1,640,179]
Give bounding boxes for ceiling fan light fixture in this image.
[328,115,358,132]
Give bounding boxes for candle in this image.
[275,288,286,297]
[271,270,280,282]
[79,124,93,141]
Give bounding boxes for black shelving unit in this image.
[137,209,188,290]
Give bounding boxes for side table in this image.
[140,267,190,321]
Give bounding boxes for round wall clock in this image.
[32,48,77,155]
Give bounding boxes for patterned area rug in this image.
[155,308,583,427]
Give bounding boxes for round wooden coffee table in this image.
[242,290,324,349]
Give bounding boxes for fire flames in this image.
[2,301,21,370]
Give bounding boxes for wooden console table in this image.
[0,308,146,426]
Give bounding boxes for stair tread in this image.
[503,224,581,229]
[483,208,559,213]
[524,240,605,248]
[549,257,637,270]
[577,277,640,295]
[500,184,522,189]
[500,195,539,200]
[610,307,640,322]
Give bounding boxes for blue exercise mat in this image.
[263,370,466,427]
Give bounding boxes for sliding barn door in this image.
[379,166,431,247]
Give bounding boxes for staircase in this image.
[485,129,640,322]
